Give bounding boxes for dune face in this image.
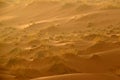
[0,0,120,80]
[31,73,120,80]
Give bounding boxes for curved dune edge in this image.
[31,73,120,80]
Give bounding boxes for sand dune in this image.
[31,73,120,80]
[0,0,120,80]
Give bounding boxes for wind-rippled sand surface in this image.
[0,0,120,80]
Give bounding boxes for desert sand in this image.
[0,0,120,80]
